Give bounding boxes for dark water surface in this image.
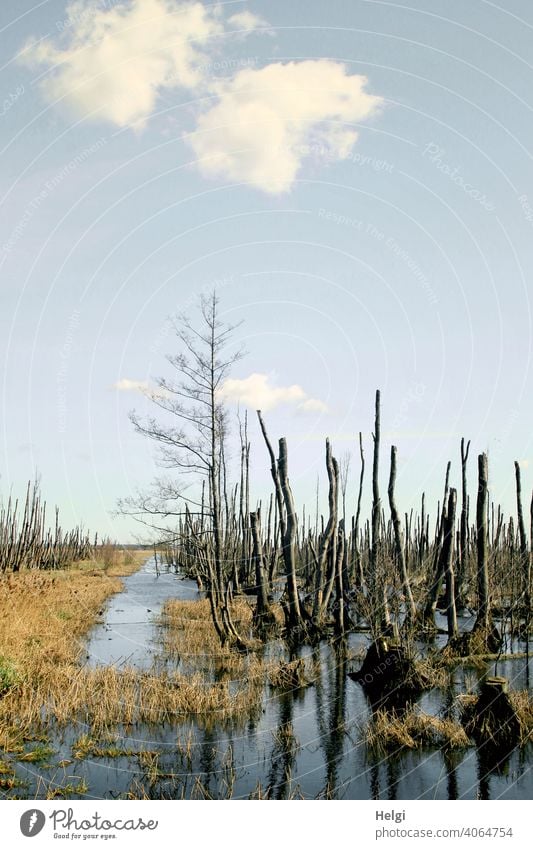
[12,559,533,800]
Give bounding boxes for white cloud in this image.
[19,6,384,193]
[227,11,270,32]
[187,60,383,193]
[19,0,223,127]
[298,397,329,413]
[114,378,150,392]
[113,378,171,399]
[218,372,328,414]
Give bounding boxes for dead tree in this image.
[514,461,529,613]
[257,410,286,560]
[333,519,346,638]
[456,437,470,610]
[370,389,390,632]
[388,445,416,625]
[423,460,451,627]
[277,437,303,633]
[312,440,339,625]
[250,508,275,629]
[257,411,304,635]
[476,453,490,632]
[443,488,458,640]
[354,432,365,588]
[123,292,246,648]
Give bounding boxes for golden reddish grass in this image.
[366,707,472,753]
[0,554,267,741]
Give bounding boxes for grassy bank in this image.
[0,553,269,766]
[0,550,149,748]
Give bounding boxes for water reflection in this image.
[8,561,531,801]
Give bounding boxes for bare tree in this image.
[476,453,490,632]
[388,445,416,624]
[456,437,470,609]
[121,291,245,646]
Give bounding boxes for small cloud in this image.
[113,378,150,393]
[113,378,171,399]
[188,60,383,193]
[218,372,328,414]
[227,11,271,32]
[298,397,329,414]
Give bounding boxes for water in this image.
[85,559,198,669]
[9,559,533,800]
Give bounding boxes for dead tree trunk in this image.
[529,491,533,614]
[476,453,490,632]
[277,437,303,633]
[388,445,416,625]
[354,432,365,588]
[423,461,451,627]
[313,440,339,623]
[514,461,529,613]
[457,437,470,610]
[250,508,275,629]
[334,520,346,638]
[257,410,286,552]
[370,389,389,632]
[443,488,458,640]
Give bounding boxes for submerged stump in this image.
[462,677,520,754]
[349,637,430,703]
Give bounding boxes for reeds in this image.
[365,707,471,753]
[267,658,310,691]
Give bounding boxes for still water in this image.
[13,559,533,800]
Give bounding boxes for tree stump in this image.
[463,676,520,753]
[349,637,429,704]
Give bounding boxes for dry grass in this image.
[0,553,124,734]
[366,707,472,753]
[1,650,265,734]
[267,658,311,691]
[458,689,533,748]
[161,598,316,708]
[161,597,257,675]
[509,691,533,744]
[0,559,268,747]
[272,722,300,756]
[0,553,313,795]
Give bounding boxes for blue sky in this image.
[0,0,532,540]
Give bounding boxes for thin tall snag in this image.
[457,437,470,609]
[354,432,365,588]
[443,488,458,640]
[476,453,490,632]
[257,411,287,541]
[334,519,346,638]
[313,440,339,624]
[423,460,451,627]
[277,437,302,632]
[370,389,390,632]
[321,455,340,616]
[388,445,416,624]
[515,461,529,612]
[250,508,274,627]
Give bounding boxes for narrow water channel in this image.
[85,557,198,670]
